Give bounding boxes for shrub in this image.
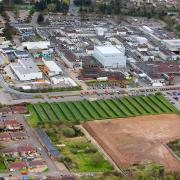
[84,146,97,153]
[74,127,83,136]
[90,154,102,167]
[155,92,162,96]
[60,156,72,163]
[62,127,76,137]
[70,148,78,154]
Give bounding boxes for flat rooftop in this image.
[163,39,180,46]
[136,61,180,79]
[43,60,62,73]
[22,41,50,50]
[95,46,122,55]
[10,59,41,75]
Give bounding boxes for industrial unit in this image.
[22,41,50,50]
[163,39,180,53]
[93,45,126,68]
[10,59,42,81]
[42,59,63,77]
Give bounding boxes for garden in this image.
[43,124,113,172]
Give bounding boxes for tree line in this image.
[34,0,69,14]
[74,0,171,19]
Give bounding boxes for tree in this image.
[56,0,61,12]
[47,3,56,12]
[35,0,47,11]
[0,2,5,12]
[37,13,44,24]
[29,8,35,16]
[176,24,180,32]
[62,127,76,137]
[13,0,23,4]
[74,0,92,7]
[3,23,15,40]
[90,154,102,166]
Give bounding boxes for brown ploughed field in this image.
[83,114,180,170]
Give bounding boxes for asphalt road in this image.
[1,74,180,105]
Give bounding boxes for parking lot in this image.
[164,91,180,110]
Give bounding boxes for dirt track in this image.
[83,114,180,170]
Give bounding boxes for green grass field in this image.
[45,124,113,172]
[60,136,113,172]
[0,156,7,172]
[27,94,178,126]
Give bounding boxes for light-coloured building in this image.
[142,26,154,34]
[134,36,148,45]
[14,50,29,58]
[0,52,9,65]
[10,59,42,81]
[96,27,106,36]
[117,28,128,35]
[51,77,77,86]
[93,45,126,68]
[22,41,50,50]
[43,59,63,76]
[163,39,180,52]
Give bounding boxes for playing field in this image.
[83,114,180,171]
[27,94,178,126]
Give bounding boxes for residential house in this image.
[0,107,12,115]
[0,132,11,141]
[10,106,27,114]
[0,122,4,130]
[117,28,128,35]
[28,160,48,173]
[17,144,37,157]
[10,132,28,140]
[8,161,27,172]
[4,120,22,131]
[1,148,19,157]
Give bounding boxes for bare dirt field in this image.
[83,114,180,171]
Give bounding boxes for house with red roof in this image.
[0,107,12,115]
[0,132,11,141]
[8,161,27,172]
[4,120,22,131]
[1,148,18,157]
[28,160,48,173]
[11,106,27,114]
[10,131,28,140]
[17,144,37,157]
